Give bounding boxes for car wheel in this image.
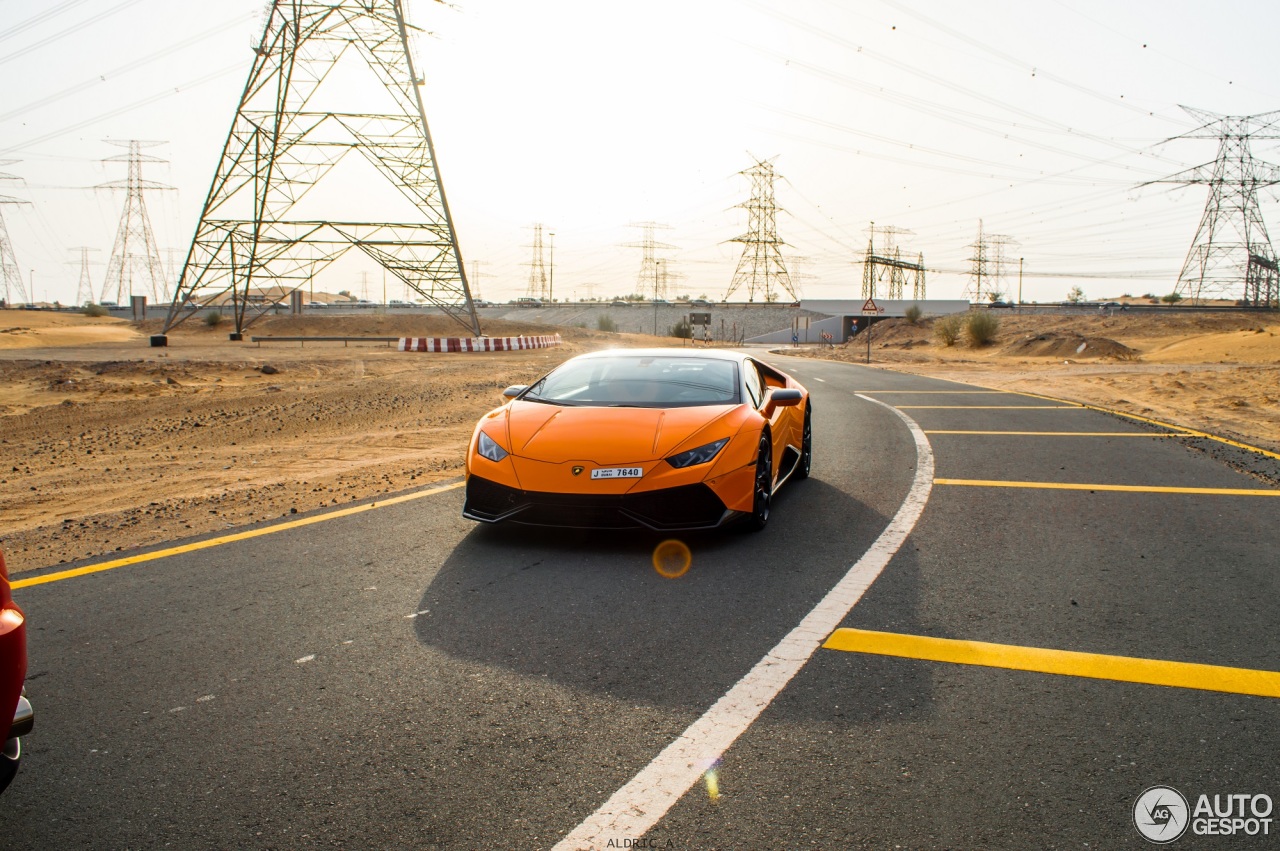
[0,737,19,795]
[748,432,772,531]
[796,403,812,479]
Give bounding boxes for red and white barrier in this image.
[398,334,561,353]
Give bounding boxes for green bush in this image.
[965,311,999,347]
[669,319,692,339]
[82,303,109,317]
[1160,292,1183,304]
[903,304,923,325]
[202,309,224,327]
[597,314,617,333]
[933,314,963,347]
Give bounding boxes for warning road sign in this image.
[861,298,882,314]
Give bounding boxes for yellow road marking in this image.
[925,430,1191,437]
[895,405,1081,409]
[1007,390,1280,461]
[823,628,1280,698]
[935,478,1280,496]
[11,481,466,590]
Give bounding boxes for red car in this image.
[0,549,33,794]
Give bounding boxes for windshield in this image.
[521,355,740,408]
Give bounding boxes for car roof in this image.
[570,347,747,364]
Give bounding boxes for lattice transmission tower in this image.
[725,156,795,302]
[625,222,676,299]
[787,255,816,298]
[861,223,925,300]
[965,220,1015,303]
[1142,107,1280,306]
[162,0,479,337]
[525,224,548,299]
[0,161,30,306]
[70,247,101,306]
[99,140,173,305]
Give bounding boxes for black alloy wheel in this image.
[748,432,772,531]
[0,737,19,795]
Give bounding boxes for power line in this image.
[0,0,148,68]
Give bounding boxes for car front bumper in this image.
[463,475,738,530]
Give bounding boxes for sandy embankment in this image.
[790,310,1280,456]
[0,311,629,573]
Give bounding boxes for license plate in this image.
[590,466,643,480]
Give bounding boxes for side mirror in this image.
[762,388,802,416]
[502,385,528,399]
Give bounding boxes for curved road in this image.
[6,354,1280,848]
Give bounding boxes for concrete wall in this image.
[745,315,846,344]
[100,300,838,342]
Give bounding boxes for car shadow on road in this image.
[413,477,933,717]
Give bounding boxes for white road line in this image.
[554,395,935,850]
[814,377,826,382]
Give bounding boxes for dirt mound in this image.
[1001,331,1137,359]
[864,318,933,347]
[0,311,139,349]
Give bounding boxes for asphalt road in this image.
[5,354,1279,849]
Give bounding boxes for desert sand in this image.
[789,310,1280,459]
[0,307,1276,574]
[0,311,631,574]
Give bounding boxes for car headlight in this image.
[477,431,509,462]
[666,437,729,469]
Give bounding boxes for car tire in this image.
[796,403,812,480]
[748,432,772,531]
[0,737,19,795]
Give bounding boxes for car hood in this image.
[502,402,740,464]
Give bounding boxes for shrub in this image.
[669,319,692,339]
[965,311,999,347]
[82,303,109,317]
[903,304,923,325]
[597,314,617,332]
[1160,292,1183,304]
[933,314,963,347]
[202,309,224,327]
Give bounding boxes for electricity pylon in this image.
[861,223,925,300]
[625,222,676,299]
[787,255,815,299]
[1143,107,1280,306]
[162,0,479,337]
[725,156,795,303]
[965,220,1015,303]
[70,247,101,306]
[525,224,548,299]
[99,140,173,305]
[0,160,29,306]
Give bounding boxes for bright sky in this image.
[2,0,1278,306]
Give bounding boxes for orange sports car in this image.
[463,349,811,531]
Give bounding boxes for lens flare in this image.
[704,768,720,803]
[701,762,721,803]
[652,539,692,579]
